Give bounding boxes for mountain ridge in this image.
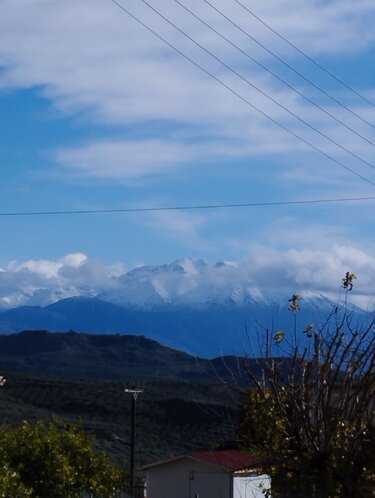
[0,329,274,385]
[0,294,366,356]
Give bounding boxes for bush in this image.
[0,418,126,497]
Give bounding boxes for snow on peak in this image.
[169,258,207,275]
[105,258,208,308]
[100,258,270,309]
[0,247,373,311]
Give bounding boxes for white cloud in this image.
[235,244,375,309]
[0,253,124,308]
[7,253,89,279]
[141,209,211,249]
[55,139,199,180]
[1,0,375,181]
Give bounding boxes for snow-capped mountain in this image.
[0,256,371,356]
[99,258,295,309]
[0,257,283,310]
[0,255,371,311]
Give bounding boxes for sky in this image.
[1,0,375,300]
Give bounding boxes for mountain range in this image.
[0,258,368,356]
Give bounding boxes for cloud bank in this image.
[0,254,124,308]
[0,245,374,310]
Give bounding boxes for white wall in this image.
[233,474,271,498]
[145,457,231,498]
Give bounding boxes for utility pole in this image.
[124,385,143,496]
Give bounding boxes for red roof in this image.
[190,450,261,471]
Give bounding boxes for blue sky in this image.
[1,0,375,283]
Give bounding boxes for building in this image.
[140,449,271,498]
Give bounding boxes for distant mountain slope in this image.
[0,294,358,356]
[0,297,142,334]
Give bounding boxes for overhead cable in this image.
[231,0,375,108]
[110,0,375,187]
[130,0,375,173]
[174,0,375,149]
[200,0,375,130]
[2,196,375,217]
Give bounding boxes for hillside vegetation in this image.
[0,331,248,467]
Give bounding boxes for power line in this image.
[231,0,375,108]
[174,0,375,149]
[201,0,375,130]
[110,0,375,187]
[128,0,375,173]
[2,196,375,217]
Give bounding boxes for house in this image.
[140,449,271,498]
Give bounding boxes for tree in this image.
[0,418,126,497]
[0,464,32,497]
[238,275,375,497]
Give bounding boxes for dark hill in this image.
[0,330,208,381]
[0,330,273,384]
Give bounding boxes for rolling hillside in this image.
[0,331,252,467]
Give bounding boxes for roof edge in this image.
[139,455,187,471]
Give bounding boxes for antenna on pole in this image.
[124,384,143,497]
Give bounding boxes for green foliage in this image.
[239,278,375,498]
[0,418,125,498]
[240,390,285,455]
[0,464,32,497]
